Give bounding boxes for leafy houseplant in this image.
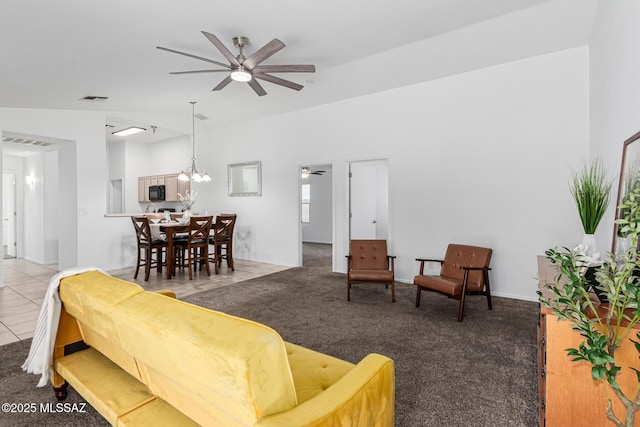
[539,186,640,427]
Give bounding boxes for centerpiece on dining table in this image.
[178,190,197,219]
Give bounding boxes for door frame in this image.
[298,162,334,268]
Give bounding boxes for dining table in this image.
[149,220,189,279]
[148,215,216,279]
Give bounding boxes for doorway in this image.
[300,164,333,268]
[349,159,389,240]
[2,173,16,259]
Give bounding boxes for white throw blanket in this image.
[21,267,109,387]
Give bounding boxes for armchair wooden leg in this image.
[347,279,351,301]
[484,271,493,310]
[457,294,466,322]
[458,271,470,322]
[415,286,421,307]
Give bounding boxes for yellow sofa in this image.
[52,271,395,426]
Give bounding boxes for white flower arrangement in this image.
[178,190,197,210]
[571,243,602,273]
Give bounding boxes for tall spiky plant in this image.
[571,159,613,234]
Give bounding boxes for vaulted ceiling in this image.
[1,0,597,143]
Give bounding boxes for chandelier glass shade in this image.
[179,101,211,182]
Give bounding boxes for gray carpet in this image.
[0,243,539,426]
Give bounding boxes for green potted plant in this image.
[539,186,640,427]
[570,159,613,258]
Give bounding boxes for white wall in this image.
[23,154,45,263]
[590,1,640,252]
[195,46,590,300]
[0,109,123,277]
[302,166,332,244]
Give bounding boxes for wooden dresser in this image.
[537,256,640,426]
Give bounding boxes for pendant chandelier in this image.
[178,101,211,182]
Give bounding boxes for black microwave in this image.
[149,185,165,201]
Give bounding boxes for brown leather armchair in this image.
[414,244,492,322]
[347,239,396,302]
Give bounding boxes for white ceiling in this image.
[1,0,597,153]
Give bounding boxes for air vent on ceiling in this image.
[81,95,109,101]
[194,113,208,121]
[2,136,52,146]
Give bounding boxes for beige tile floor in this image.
[0,257,290,346]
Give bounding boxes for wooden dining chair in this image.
[131,216,167,281]
[208,214,237,274]
[183,216,213,280]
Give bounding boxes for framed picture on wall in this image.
[612,131,640,260]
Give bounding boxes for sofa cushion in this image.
[55,348,156,426]
[117,398,199,427]
[59,272,146,380]
[285,342,354,404]
[113,290,297,426]
[413,275,462,296]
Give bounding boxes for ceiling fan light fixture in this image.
[230,68,252,82]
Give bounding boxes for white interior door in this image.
[349,162,378,239]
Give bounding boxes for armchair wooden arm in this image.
[459,266,492,271]
[415,258,444,275]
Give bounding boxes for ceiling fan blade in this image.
[254,73,304,91]
[156,46,230,69]
[253,64,316,73]
[170,69,229,75]
[201,31,241,67]
[242,39,286,70]
[247,78,267,96]
[212,75,233,91]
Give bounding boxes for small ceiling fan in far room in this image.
[301,167,325,178]
[157,31,316,96]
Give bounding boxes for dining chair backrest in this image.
[131,216,152,246]
[213,214,237,242]
[189,216,213,245]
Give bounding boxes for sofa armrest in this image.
[254,354,394,427]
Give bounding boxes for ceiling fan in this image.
[301,167,325,178]
[157,32,316,96]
